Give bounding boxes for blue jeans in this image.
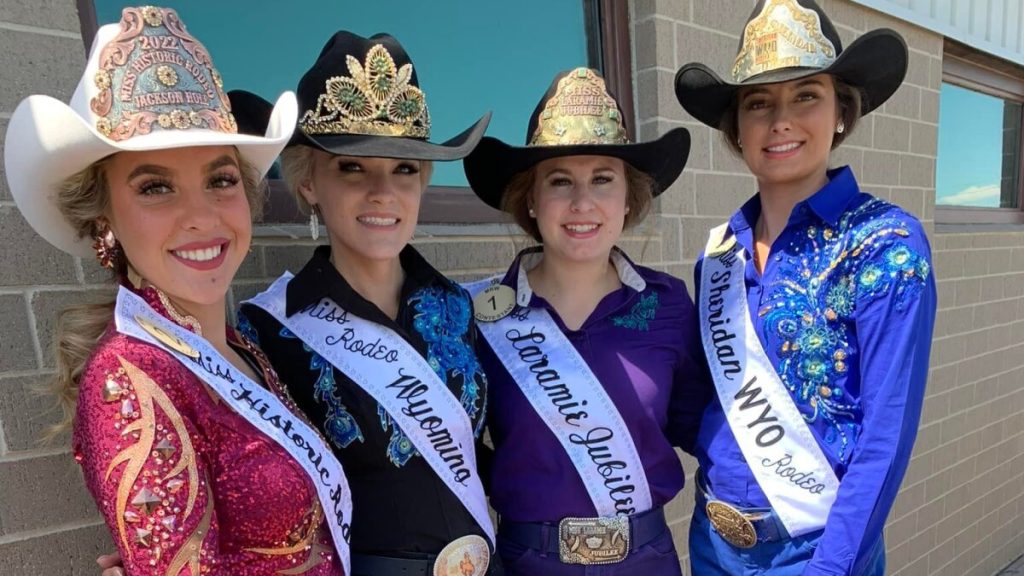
[688,506,885,575]
[498,527,683,576]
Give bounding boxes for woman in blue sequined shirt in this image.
[674,1,937,574]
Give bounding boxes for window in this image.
[937,40,1024,225]
[82,0,631,224]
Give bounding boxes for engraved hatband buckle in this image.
[433,534,490,576]
[705,500,758,549]
[558,516,630,565]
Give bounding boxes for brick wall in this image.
[1,1,1022,574]
[632,0,1024,574]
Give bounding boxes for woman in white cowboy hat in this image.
[229,31,500,576]
[461,67,709,575]
[6,6,351,575]
[674,0,936,574]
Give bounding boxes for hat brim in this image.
[229,89,491,161]
[675,29,908,129]
[6,91,298,257]
[464,128,691,210]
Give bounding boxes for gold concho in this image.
[558,516,629,565]
[300,43,430,139]
[731,0,837,83]
[473,284,516,323]
[135,315,200,360]
[705,501,757,549]
[529,67,628,147]
[433,535,490,576]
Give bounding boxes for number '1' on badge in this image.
[473,284,516,322]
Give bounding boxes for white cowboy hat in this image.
[5,6,297,258]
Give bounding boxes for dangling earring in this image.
[309,205,320,241]
[93,225,119,269]
[836,121,845,134]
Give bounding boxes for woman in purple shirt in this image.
[674,1,936,574]
[463,67,709,575]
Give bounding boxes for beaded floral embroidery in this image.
[758,198,930,462]
[239,312,365,450]
[380,286,487,467]
[611,292,660,331]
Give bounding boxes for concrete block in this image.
[412,240,516,272]
[910,121,938,157]
[900,155,935,188]
[874,116,911,152]
[676,24,736,84]
[643,66,691,124]
[861,150,901,186]
[0,293,35,371]
[0,207,79,286]
[0,374,66,452]
[692,0,751,35]
[905,50,931,89]
[634,17,677,71]
[0,29,84,112]
[0,523,111,575]
[884,84,921,120]
[0,118,9,200]
[0,452,98,535]
[633,0,689,23]
[30,288,114,370]
[0,0,81,32]
[920,88,940,124]
[694,173,755,218]
[261,243,321,278]
[658,170,696,216]
[711,132,751,174]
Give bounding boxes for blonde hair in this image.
[501,161,655,243]
[45,150,263,439]
[280,145,434,213]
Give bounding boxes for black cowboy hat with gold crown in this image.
[464,67,690,210]
[230,30,490,160]
[675,0,907,129]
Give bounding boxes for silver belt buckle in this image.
[433,535,490,576]
[557,516,630,565]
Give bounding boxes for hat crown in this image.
[83,6,236,141]
[297,31,431,140]
[731,0,840,83]
[526,67,628,147]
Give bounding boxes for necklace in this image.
[155,288,204,336]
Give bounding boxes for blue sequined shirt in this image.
[691,167,937,575]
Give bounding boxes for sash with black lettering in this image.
[114,287,352,574]
[465,277,652,518]
[699,224,840,537]
[246,274,495,545]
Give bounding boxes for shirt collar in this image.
[730,165,860,236]
[285,244,443,318]
[504,246,648,308]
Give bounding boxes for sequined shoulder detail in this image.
[758,198,931,461]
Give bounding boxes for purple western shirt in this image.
[480,247,713,522]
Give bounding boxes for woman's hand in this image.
[96,552,123,576]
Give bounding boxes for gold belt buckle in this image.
[705,501,758,549]
[558,516,630,565]
[433,535,490,576]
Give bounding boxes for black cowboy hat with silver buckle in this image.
[674,0,907,130]
[463,67,690,210]
[230,30,490,161]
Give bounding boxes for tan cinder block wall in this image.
[632,0,1024,574]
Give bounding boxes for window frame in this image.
[78,0,633,225]
[937,39,1024,225]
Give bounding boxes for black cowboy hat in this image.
[229,30,489,160]
[674,0,907,129]
[464,67,690,210]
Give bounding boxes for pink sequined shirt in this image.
[72,288,344,575]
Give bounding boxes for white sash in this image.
[699,224,840,537]
[246,274,496,545]
[465,277,652,518]
[114,288,352,574]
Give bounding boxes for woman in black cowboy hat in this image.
[231,31,498,576]
[462,67,710,575]
[674,1,936,574]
